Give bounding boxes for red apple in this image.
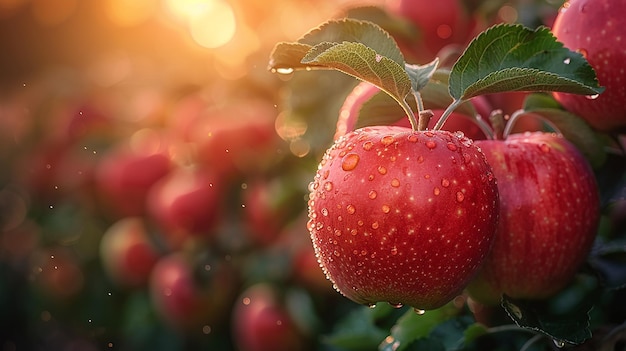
[187,99,282,179]
[146,166,223,250]
[468,132,600,303]
[99,217,162,288]
[232,283,306,351]
[551,0,626,131]
[149,252,238,332]
[95,144,172,218]
[308,125,499,310]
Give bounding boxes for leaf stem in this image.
[503,109,563,139]
[432,99,463,131]
[398,97,419,131]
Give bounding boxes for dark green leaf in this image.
[588,239,626,290]
[429,316,476,351]
[501,275,598,346]
[322,304,394,351]
[380,305,457,351]
[302,41,413,104]
[449,24,605,101]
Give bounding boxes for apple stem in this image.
[432,99,463,131]
[489,110,506,140]
[417,110,433,131]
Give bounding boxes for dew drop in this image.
[275,67,294,75]
[333,250,340,257]
[441,178,450,188]
[563,57,571,64]
[377,166,387,175]
[368,190,377,199]
[342,153,360,171]
[456,191,465,202]
[417,155,424,163]
[375,54,383,62]
[321,208,329,216]
[347,204,356,214]
[577,48,588,58]
[538,143,551,153]
[371,222,379,230]
[388,302,403,308]
[414,308,426,315]
[362,141,374,151]
[390,246,398,255]
[408,134,419,143]
[433,187,441,196]
[391,178,400,187]
[586,94,599,100]
[446,142,458,151]
[381,135,395,146]
[425,140,437,149]
[381,204,391,213]
[324,181,333,191]
[368,303,377,309]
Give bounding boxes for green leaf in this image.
[268,18,406,72]
[449,24,605,101]
[322,304,396,351]
[587,239,626,290]
[379,305,457,351]
[405,58,440,92]
[522,92,562,110]
[302,41,413,104]
[501,274,599,346]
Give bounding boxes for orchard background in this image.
[0,0,625,351]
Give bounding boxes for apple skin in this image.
[149,253,238,332]
[146,166,223,250]
[231,283,306,351]
[468,132,600,304]
[308,125,499,310]
[99,217,162,288]
[95,145,172,218]
[551,0,626,131]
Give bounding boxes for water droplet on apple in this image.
[368,190,377,199]
[371,221,379,229]
[377,166,387,175]
[586,94,599,100]
[381,135,395,146]
[390,246,398,255]
[456,192,465,202]
[388,302,403,308]
[433,187,441,196]
[408,134,419,143]
[425,140,437,149]
[324,181,333,191]
[538,143,551,153]
[347,204,356,214]
[441,178,450,188]
[446,142,458,151]
[391,178,400,187]
[381,204,391,213]
[321,208,329,216]
[414,308,426,315]
[341,153,360,171]
[363,141,374,151]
